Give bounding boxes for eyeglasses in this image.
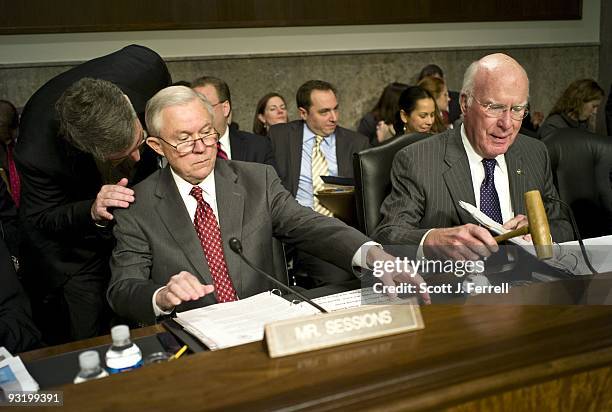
[470,95,529,121]
[157,130,220,155]
[107,128,148,163]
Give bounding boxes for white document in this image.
[175,292,318,350]
[175,289,398,350]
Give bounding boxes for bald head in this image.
[460,53,530,159]
[462,53,529,101]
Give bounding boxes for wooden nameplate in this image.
[264,301,424,358]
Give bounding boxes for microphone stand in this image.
[228,237,329,313]
[545,196,598,274]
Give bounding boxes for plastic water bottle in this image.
[73,350,109,383]
[105,325,143,374]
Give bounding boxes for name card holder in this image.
[264,301,424,358]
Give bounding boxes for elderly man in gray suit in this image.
[108,86,429,325]
[374,53,573,261]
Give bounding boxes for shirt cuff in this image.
[352,241,382,269]
[417,229,435,260]
[152,287,173,317]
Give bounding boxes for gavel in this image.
[493,190,553,259]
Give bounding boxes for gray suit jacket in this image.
[269,120,370,196]
[373,128,573,247]
[107,160,369,325]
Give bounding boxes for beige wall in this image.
[0,45,598,133]
[0,0,600,132]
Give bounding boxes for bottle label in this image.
[107,359,143,374]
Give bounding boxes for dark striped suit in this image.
[373,128,573,246]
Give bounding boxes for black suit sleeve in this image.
[606,84,612,136]
[0,239,41,353]
[0,179,20,257]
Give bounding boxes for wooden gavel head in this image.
[493,190,553,260]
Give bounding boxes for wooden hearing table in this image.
[21,274,612,411]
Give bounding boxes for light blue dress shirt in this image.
[295,123,338,208]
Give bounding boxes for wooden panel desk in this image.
[26,276,612,411]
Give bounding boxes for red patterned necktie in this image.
[189,186,237,303]
[216,142,228,160]
[6,143,20,207]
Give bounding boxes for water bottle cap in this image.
[110,325,130,342]
[79,350,101,369]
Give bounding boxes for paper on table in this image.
[303,288,396,312]
[175,292,318,350]
[175,289,401,350]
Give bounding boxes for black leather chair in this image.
[542,128,612,238]
[353,133,429,236]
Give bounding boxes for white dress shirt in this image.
[152,168,218,316]
[218,126,232,159]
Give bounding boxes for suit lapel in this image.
[335,127,351,176]
[154,166,214,285]
[505,141,527,216]
[214,161,246,298]
[228,127,245,161]
[442,129,479,225]
[289,122,304,195]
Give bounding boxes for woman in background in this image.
[358,82,408,145]
[393,86,445,137]
[538,79,604,139]
[418,76,451,129]
[253,93,288,136]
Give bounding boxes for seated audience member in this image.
[14,45,171,343]
[519,105,545,138]
[606,84,612,136]
[0,100,20,207]
[0,237,41,354]
[107,86,429,325]
[374,53,573,260]
[393,86,445,136]
[269,80,370,286]
[357,82,409,145]
[418,64,461,124]
[418,76,452,129]
[538,79,604,140]
[253,93,289,136]
[191,76,277,169]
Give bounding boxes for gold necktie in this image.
[311,135,333,216]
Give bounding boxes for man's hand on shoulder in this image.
[156,271,215,312]
[91,177,135,223]
[423,224,499,261]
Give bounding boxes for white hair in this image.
[145,86,214,136]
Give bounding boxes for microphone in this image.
[543,196,598,274]
[228,237,329,313]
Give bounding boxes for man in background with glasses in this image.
[15,45,171,343]
[373,53,573,261]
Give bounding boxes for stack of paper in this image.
[0,347,39,393]
[175,289,397,350]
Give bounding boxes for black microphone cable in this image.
[545,196,598,274]
[228,237,329,313]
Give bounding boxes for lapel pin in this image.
[516,169,522,175]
